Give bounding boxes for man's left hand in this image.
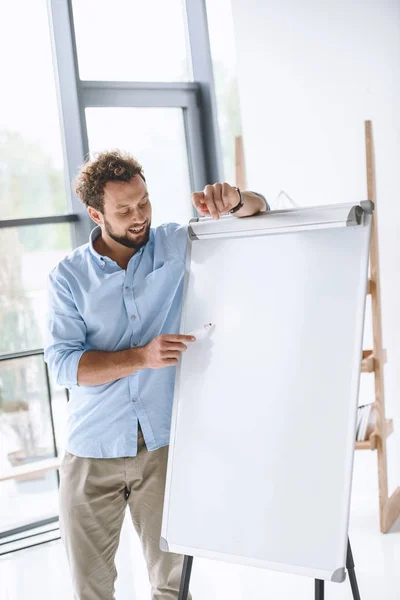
[192,183,240,220]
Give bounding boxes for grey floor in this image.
[1,449,399,600]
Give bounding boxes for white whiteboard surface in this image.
[161,203,372,583]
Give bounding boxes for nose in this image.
[129,211,146,227]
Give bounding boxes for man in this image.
[44,150,268,600]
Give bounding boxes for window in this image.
[0,1,68,220]
[0,0,220,553]
[0,355,61,534]
[0,224,72,355]
[206,0,242,184]
[0,1,72,540]
[72,0,192,82]
[86,107,193,225]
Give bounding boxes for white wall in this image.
[232,0,400,488]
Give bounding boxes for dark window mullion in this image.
[0,214,78,229]
[80,83,199,109]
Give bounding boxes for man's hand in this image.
[192,183,240,220]
[140,334,195,369]
[77,334,195,385]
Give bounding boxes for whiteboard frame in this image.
[161,202,373,583]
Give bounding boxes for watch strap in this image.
[229,187,244,214]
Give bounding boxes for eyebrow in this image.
[115,193,148,209]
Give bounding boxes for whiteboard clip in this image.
[188,219,200,240]
[160,536,170,552]
[331,566,346,583]
[347,200,374,226]
[360,199,374,214]
[346,205,364,226]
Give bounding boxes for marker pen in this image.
[188,323,214,341]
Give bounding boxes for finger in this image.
[192,192,207,216]
[203,184,219,219]
[222,182,236,211]
[163,342,188,352]
[163,358,179,366]
[213,183,225,215]
[161,350,182,359]
[161,334,196,343]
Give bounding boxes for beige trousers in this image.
[59,427,191,600]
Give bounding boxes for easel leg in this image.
[314,539,360,600]
[346,539,361,600]
[178,555,193,600]
[315,579,324,600]
[179,543,359,600]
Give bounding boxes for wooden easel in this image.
[235,123,400,532]
[358,121,400,532]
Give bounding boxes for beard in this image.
[103,217,151,250]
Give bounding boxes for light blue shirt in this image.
[45,223,188,458]
[45,197,268,458]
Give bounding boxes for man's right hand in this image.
[140,334,195,369]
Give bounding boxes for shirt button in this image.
[131,315,136,320]
[132,397,137,402]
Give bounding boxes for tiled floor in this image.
[0,449,399,599]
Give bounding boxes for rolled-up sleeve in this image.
[251,191,270,211]
[44,271,86,388]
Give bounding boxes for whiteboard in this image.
[161,202,372,583]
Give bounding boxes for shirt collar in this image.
[89,225,106,267]
[88,225,147,268]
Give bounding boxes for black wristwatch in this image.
[229,187,244,214]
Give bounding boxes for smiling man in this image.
[44,150,268,600]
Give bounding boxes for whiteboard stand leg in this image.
[314,539,361,600]
[178,541,360,600]
[178,555,193,600]
[346,538,361,600]
[314,579,325,600]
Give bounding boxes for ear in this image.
[88,206,103,226]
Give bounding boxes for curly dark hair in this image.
[73,150,146,212]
